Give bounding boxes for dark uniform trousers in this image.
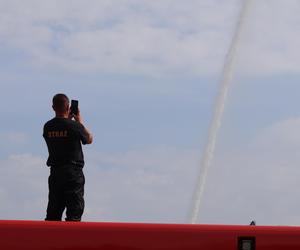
[45,165,85,221]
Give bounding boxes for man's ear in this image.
[52,105,55,111]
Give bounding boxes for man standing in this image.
[43,93,93,221]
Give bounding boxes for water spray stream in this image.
[190,0,253,224]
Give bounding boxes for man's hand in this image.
[69,109,83,124]
[73,109,84,124]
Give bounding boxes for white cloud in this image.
[0,154,48,220]
[84,146,199,222]
[0,146,199,223]
[0,0,240,75]
[237,0,300,76]
[1,1,300,76]
[254,118,300,151]
[200,117,300,226]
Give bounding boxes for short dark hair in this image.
[52,93,69,112]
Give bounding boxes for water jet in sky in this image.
[190,0,253,224]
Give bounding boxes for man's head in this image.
[52,93,70,116]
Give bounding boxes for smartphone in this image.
[70,100,79,115]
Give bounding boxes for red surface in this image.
[1,220,300,249]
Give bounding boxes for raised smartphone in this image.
[70,100,79,115]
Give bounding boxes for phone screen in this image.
[70,100,79,115]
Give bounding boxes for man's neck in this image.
[55,113,69,119]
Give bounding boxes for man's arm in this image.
[72,110,93,144]
[83,126,93,144]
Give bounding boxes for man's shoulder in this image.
[65,119,83,129]
[44,118,82,129]
[44,118,56,128]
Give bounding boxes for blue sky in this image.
[1,0,300,225]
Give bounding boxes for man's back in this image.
[43,117,89,167]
